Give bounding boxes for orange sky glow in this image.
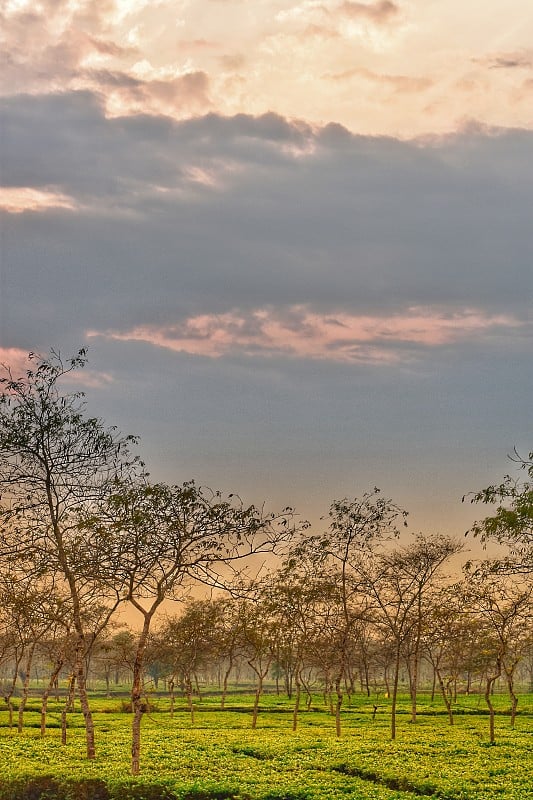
[2,0,533,136]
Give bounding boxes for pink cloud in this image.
[88,306,525,365]
[64,370,115,389]
[0,187,77,214]
[0,348,32,376]
[326,66,432,92]
[0,348,113,390]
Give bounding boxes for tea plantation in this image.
[1,692,531,800]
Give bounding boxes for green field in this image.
[0,692,532,800]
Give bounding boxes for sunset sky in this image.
[1,0,532,539]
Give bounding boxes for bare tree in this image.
[84,479,298,774]
[358,534,461,739]
[288,489,407,736]
[465,574,532,739]
[422,587,478,724]
[0,349,140,758]
[158,601,224,721]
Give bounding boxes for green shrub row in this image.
[0,778,242,800]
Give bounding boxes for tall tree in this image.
[84,479,298,774]
[358,534,461,738]
[464,574,532,737]
[0,349,140,758]
[421,586,478,724]
[289,489,408,736]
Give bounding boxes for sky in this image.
[0,0,532,544]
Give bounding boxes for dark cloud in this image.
[105,71,212,114]
[1,90,532,355]
[1,89,531,530]
[87,36,137,57]
[84,69,143,88]
[337,1,399,22]
[475,51,533,70]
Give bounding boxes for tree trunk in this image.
[301,673,313,711]
[505,668,518,727]
[410,594,423,724]
[5,649,24,730]
[292,664,301,732]
[65,672,76,711]
[430,667,437,702]
[169,678,176,718]
[484,662,501,745]
[410,654,419,723]
[131,614,153,776]
[391,641,401,740]
[252,675,263,729]
[363,661,371,698]
[435,669,453,725]
[131,701,143,776]
[61,709,68,745]
[74,644,96,759]
[221,657,233,710]
[248,656,271,730]
[185,673,195,724]
[41,658,65,737]
[334,672,343,738]
[18,643,36,733]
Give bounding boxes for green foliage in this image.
[468,451,533,574]
[1,694,532,799]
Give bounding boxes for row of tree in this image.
[0,350,531,774]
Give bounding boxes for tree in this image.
[467,450,533,575]
[422,587,478,725]
[358,534,461,738]
[0,576,67,733]
[158,601,224,721]
[0,349,140,758]
[93,629,137,696]
[288,489,408,736]
[83,479,298,775]
[266,566,326,729]
[464,574,532,738]
[237,589,277,730]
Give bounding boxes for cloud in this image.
[0,346,114,391]
[0,0,211,118]
[325,66,431,92]
[0,186,77,213]
[475,50,533,70]
[277,0,399,26]
[0,348,31,376]
[0,0,137,96]
[337,1,399,22]
[3,0,531,137]
[1,90,532,359]
[88,306,528,365]
[104,69,212,117]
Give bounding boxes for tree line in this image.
[0,350,531,775]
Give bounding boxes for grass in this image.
[0,691,532,799]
